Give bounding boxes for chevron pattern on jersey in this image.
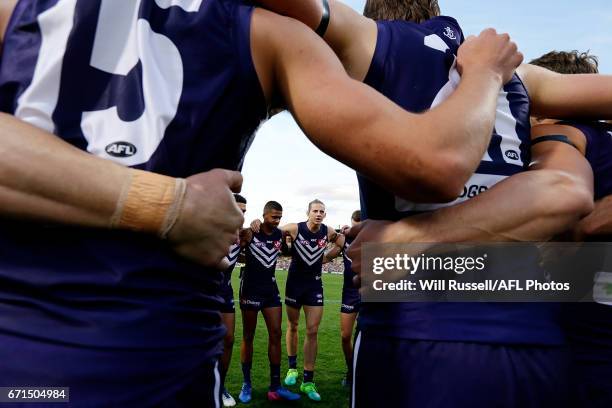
[294,233,326,266]
[227,243,241,266]
[249,237,280,269]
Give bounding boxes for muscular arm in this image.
[0,112,245,266]
[280,223,299,240]
[328,227,341,244]
[401,125,594,242]
[0,113,128,227]
[518,64,612,119]
[323,233,344,263]
[252,8,520,202]
[576,195,612,238]
[350,130,593,256]
[257,0,377,80]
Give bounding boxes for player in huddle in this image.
[0,0,527,405]
[252,199,342,401]
[237,201,301,403]
[529,50,612,408]
[323,210,362,388]
[265,0,612,406]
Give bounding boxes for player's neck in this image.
[306,220,321,232]
[262,223,274,234]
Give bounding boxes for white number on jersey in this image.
[16,0,203,166]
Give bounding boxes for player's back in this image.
[358,17,561,346]
[0,0,266,406]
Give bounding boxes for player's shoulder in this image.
[382,15,463,48]
[423,16,464,45]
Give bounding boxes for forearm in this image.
[263,10,510,202]
[392,170,593,243]
[539,75,612,119]
[407,68,502,192]
[286,61,502,202]
[520,64,612,119]
[0,113,185,237]
[324,245,342,262]
[0,113,127,227]
[576,195,612,237]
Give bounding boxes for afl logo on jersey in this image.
[505,150,520,160]
[105,142,137,158]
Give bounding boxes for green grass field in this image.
[224,269,351,407]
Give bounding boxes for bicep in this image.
[530,124,588,162]
[529,124,592,193]
[253,11,425,192]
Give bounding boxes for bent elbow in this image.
[388,150,471,203]
[400,166,465,203]
[426,156,473,202]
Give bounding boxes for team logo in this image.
[443,27,457,40]
[317,239,327,248]
[105,141,137,158]
[505,150,520,160]
[274,240,282,250]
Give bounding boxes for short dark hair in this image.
[264,201,283,213]
[351,210,361,222]
[234,194,247,204]
[307,199,325,212]
[530,50,599,75]
[364,0,440,22]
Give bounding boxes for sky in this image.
[240,0,612,229]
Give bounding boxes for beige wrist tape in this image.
[110,169,187,238]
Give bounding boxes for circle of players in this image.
[218,197,360,405]
[2,1,612,408]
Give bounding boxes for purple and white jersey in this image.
[242,227,283,293]
[223,241,242,286]
[342,236,357,291]
[288,222,328,283]
[358,17,561,346]
[0,0,265,405]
